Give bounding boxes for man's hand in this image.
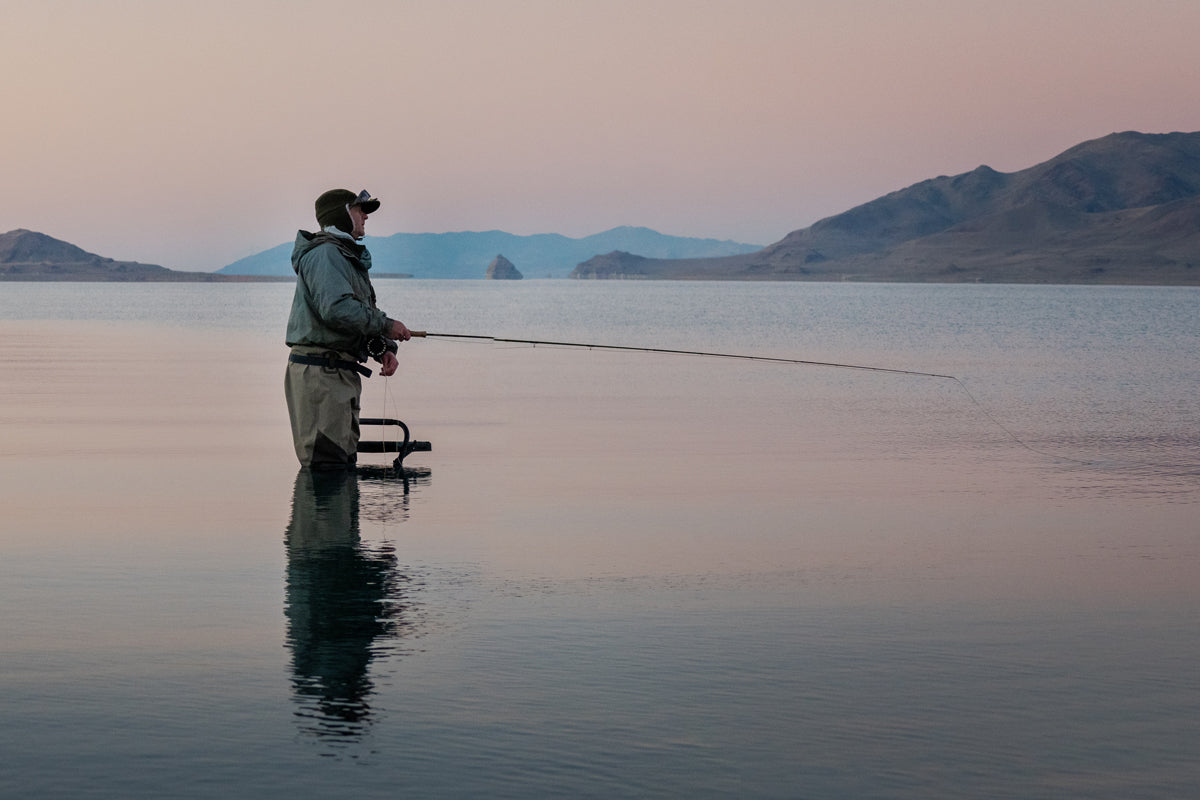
[380,350,399,377]
[388,319,412,341]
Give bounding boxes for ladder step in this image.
[357,440,432,453]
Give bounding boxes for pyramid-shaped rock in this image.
[485,253,523,279]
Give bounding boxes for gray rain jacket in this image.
[285,230,397,361]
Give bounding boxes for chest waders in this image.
[285,348,367,469]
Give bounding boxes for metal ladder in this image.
[357,418,432,470]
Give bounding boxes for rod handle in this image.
[409,330,427,338]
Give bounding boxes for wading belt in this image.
[288,351,373,378]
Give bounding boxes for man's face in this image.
[348,205,369,239]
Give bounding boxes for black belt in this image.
[289,352,373,377]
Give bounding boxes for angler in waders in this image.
[284,189,412,470]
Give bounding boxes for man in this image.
[285,189,412,469]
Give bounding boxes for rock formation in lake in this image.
[571,251,651,279]
[485,254,523,280]
[570,130,1200,284]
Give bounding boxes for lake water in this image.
[1,280,1197,798]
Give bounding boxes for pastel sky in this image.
[4,0,1200,271]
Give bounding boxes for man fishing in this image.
[284,189,412,470]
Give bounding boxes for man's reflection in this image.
[283,467,425,747]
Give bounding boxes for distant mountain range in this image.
[216,226,762,279]
[572,131,1200,284]
[8,130,1200,284]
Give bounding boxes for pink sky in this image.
[4,0,1200,271]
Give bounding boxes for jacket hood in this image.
[291,229,369,274]
[291,230,320,274]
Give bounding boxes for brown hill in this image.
[0,229,253,281]
[571,131,1200,284]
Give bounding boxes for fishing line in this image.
[380,371,395,452]
[409,331,957,379]
[410,330,1094,466]
[943,376,1094,466]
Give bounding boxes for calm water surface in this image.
[1,281,1197,798]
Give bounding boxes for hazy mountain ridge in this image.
[10,131,1200,284]
[572,131,1200,283]
[218,226,763,279]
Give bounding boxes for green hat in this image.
[315,189,381,233]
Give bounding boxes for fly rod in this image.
[406,331,957,380]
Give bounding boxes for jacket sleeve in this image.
[298,244,391,337]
